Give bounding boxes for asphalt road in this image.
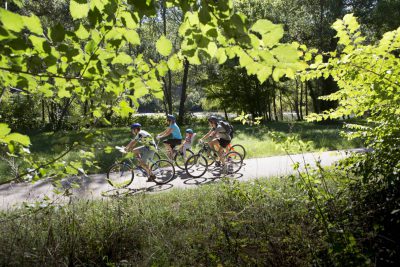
[0,149,363,211]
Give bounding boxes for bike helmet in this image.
[167,114,176,121]
[130,123,141,129]
[185,128,194,134]
[208,115,218,123]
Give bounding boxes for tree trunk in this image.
[0,87,6,104]
[224,107,229,121]
[178,58,189,125]
[305,81,309,116]
[42,99,45,125]
[308,81,319,113]
[294,79,300,120]
[300,81,304,120]
[279,89,283,121]
[273,89,278,121]
[162,0,173,114]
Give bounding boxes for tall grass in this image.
[0,177,326,266]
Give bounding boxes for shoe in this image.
[227,163,233,174]
[147,174,156,182]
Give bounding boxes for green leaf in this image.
[215,48,227,64]
[207,42,218,58]
[29,35,47,53]
[70,0,90,20]
[75,23,90,39]
[23,15,43,35]
[112,53,133,64]
[120,11,138,29]
[251,19,284,47]
[93,109,102,118]
[156,35,173,57]
[58,88,71,98]
[85,40,96,54]
[0,123,11,138]
[0,8,24,32]
[50,23,65,43]
[167,54,182,71]
[272,68,286,82]
[124,29,140,46]
[271,44,299,63]
[4,133,31,146]
[257,66,272,84]
[156,60,169,76]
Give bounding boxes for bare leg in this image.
[131,147,152,176]
[164,143,173,160]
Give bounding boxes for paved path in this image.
[0,149,363,210]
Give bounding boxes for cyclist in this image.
[125,123,156,182]
[156,114,182,160]
[181,128,196,158]
[199,115,231,169]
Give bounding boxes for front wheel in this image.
[185,154,208,178]
[150,159,175,184]
[106,163,134,188]
[174,149,194,170]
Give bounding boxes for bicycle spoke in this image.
[185,154,208,178]
[225,151,243,174]
[151,159,175,184]
[106,163,133,188]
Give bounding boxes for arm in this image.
[158,128,172,139]
[200,129,215,141]
[125,140,137,151]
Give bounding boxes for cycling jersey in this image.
[214,123,231,141]
[134,130,156,150]
[169,123,182,139]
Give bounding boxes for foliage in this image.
[0,0,307,183]
[304,14,400,185]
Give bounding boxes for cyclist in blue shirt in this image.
[156,114,182,159]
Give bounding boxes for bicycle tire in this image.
[151,159,175,184]
[230,144,246,160]
[106,163,134,188]
[185,154,208,178]
[225,151,243,174]
[174,149,194,170]
[153,152,161,162]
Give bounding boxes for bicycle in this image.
[185,141,243,178]
[227,143,246,160]
[154,140,194,170]
[106,147,175,188]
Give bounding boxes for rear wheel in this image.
[106,163,134,188]
[151,159,175,184]
[230,144,246,160]
[174,149,194,170]
[224,151,243,174]
[185,154,208,178]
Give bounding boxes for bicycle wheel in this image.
[185,154,208,178]
[174,149,194,170]
[153,152,161,162]
[225,151,243,174]
[151,159,175,184]
[106,163,134,188]
[230,144,246,160]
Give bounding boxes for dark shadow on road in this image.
[101,183,174,198]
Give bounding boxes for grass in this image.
[0,121,363,183]
[0,176,327,266]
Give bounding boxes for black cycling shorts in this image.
[218,138,230,148]
[163,139,182,148]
